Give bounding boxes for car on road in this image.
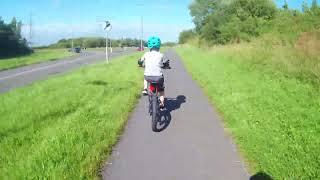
[68,47,82,53]
[73,47,81,53]
[137,47,144,51]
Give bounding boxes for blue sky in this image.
[274,0,314,9]
[0,0,316,46]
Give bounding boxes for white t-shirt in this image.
[141,51,164,76]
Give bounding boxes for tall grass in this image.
[176,42,320,178]
[0,53,143,179]
[0,49,73,71]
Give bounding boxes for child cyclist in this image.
[139,36,166,108]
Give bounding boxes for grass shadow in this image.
[0,50,33,60]
[250,172,273,180]
[87,80,108,86]
[0,107,78,140]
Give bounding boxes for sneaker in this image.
[142,89,148,95]
[159,102,165,110]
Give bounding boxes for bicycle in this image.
[138,59,170,132]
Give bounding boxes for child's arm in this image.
[141,53,147,62]
[138,53,146,67]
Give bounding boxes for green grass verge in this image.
[0,53,143,179]
[176,45,320,179]
[0,49,73,71]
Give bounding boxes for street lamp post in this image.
[140,16,143,50]
[104,21,112,63]
[71,30,74,50]
[136,3,144,51]
[110,38,112,53]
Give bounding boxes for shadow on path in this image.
[153,95,186,132]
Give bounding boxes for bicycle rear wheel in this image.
[151,94,159,132]
[148,94,152,115]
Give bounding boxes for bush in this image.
[181,0,320,45]
[178,29,197,44]
[200,0,276,44]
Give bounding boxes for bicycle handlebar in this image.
[138,59,171,69]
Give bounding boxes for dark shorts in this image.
[144,75,165,91]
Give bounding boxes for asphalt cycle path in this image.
[102,49,249,180]
[0,49,134,93]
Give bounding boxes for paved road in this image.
[102,50,249,180]
[0,50,133,93]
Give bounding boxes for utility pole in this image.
[110,36,112,53]
[71,29,74,50]
[136,3,144,50]
[29,12,33,46]
[106,32,108,62]
[141,16,143,50]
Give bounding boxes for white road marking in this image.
[0,54,95,81]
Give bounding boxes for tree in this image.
[163,42,177,47]
[302,0,310,12]
[0,17,32,57]
[179,29,196,44]
[48,37,145,49]
[199,0,276,44]
[189,0,221,32]
[9,17,17,33]
[58,39,67,43]
[16,21,22,39]
[283,0,288,10]
[0,17,4,26]
[312,0,318,10]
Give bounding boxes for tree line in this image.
[179,0,320,45]
[0,17,32,58]
[43,38,177,49]
[44,37,147,49]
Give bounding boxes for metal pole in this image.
[110,37,112,53]
[29,12,32,46]
[141,16,143,50]
[106,32,109,63]
[71,30,74,50]
[71,39,74,49]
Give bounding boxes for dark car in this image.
[74,47,81,53]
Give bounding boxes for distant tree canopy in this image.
[180,0,320,45]
[0,17,32,57]
[283,0,289,10]
[179,29,197,44]
[47,37,146,49]
[312,0,318,10]
[189,0,220,32]
[162,42,177,47]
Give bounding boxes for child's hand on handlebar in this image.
[138,59,144,67]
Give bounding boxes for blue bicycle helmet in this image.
[147,36,161,50]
